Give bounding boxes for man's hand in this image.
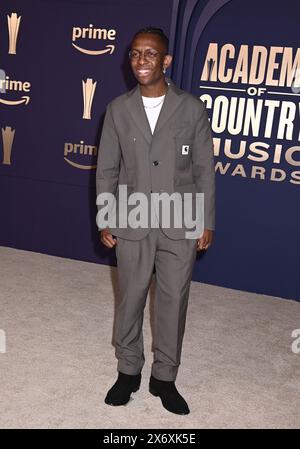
[197,229,214,251]
[100,228,117,248]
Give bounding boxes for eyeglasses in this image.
[128,49,166,61]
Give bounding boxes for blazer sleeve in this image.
[96,103,121,230]
[192,100,216,231]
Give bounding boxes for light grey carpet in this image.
[0,245,299,429]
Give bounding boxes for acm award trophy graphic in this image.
[82,78,97,120]
[7,13,21,55]
[2,126,15,165]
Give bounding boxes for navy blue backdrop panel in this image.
[0,0,173,265]
[0,0,299,301]
[169,0,300,301]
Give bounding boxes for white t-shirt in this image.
[142,95,165,134]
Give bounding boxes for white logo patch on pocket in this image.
[181,145,190,155]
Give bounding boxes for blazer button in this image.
[153,160,159,166]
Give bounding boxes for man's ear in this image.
[164,54,173,69]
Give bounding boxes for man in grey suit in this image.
[96,27,215,415]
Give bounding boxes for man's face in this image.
[130,33,172,87]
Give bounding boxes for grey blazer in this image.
[96,78,215,240]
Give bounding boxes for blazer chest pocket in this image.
[175,137,193,170]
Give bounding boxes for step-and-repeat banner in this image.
[0,0,173,262]
[0,0,299,300]
[171,0,300,300]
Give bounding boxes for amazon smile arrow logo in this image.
[0,95,30,105]
[72,43,115,55]
[0,73,31,105]
[72,24,116,56]
[64,141,98,170]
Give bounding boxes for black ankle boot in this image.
[105,372,141,406]
[149,375,190,415]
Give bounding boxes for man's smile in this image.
[136,68,152,77]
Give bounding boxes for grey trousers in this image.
[114,227,198,381]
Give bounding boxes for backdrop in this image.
[0,0,299,301]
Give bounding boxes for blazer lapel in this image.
[153,80,185,135]
[125,85,152,144]
[124,79,185,144]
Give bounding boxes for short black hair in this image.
[132,27,169,53]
